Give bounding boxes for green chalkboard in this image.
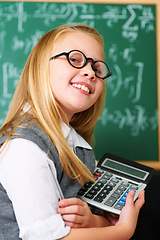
[0,2,158,162]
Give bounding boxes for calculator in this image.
[78,153,155,215]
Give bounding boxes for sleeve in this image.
[0,138,70,240]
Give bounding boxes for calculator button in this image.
[117,199,125,206]
[120,196,126,202]
[103,175,111,181]
[100,188,110,195]
[94,196,104,203]
[96,192,107,199]
[108,181,116,187]
[104,197,117,207]
[85,193,94,199]
[96,168,104,174]
[112,178,120,183]
[85,182,93,188]
[114,189,123,195]
[111,192,121,199]
[117,185,127,191]
[94,172,101,177]
[126,188,134,193]
[78,186,89,196]
[88,189,99,195]
[96,182,104,187]
[123,192,128,197]
[92,185,101,191]
[99,192,107,198]
[104,172,113,177]
[130,184,138,190]
[114,204,123,210]
[93,176,98,180]
[78,189,85,196]
[98,178,109,184]
[104,185,113,192]
[121,182,129,187]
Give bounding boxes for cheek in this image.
[96,81,104,98]
[49,63,61,91]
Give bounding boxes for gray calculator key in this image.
[114,204,123,210]
[114,189,123,195]
[104,196,117,207]
[111,192,121,199]
[118,185,126,191]
[121,181,129,187]
[96,168,104,174]
[130,184,138,190]
[104,172,113,177]
[103,175,110,181]
[112,178,120,183]
[99,178,109,184]
[108,181,116,187]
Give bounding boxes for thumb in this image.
[125,190,135,205]
[134,190,145,211]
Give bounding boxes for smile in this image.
[72,83,91,93]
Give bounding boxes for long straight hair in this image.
[0,24,106,185]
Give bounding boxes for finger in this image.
[125,190,135,205]
[58,204,83,215]
[58,201,90,215]
[135,190,145,211]
[63,221,82,228]
[61,213,83,224]
[59,198,84,207]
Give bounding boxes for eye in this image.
[94,67,102,74]
[94,66,102,75]
[69,52,84,67]
[70,57,80,63]
[94,62,104,76]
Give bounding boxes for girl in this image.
[0,24,144,240]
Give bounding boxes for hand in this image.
[116,190,145,237]
[58,198,96,228]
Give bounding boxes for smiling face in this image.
[49,31,104,122]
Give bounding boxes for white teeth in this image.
[72,84,90,93]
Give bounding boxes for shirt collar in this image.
[61,122,92,150]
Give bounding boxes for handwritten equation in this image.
[0,2,155,42]
[99,106,158,137]
[0,2,158,140]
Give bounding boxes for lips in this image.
[71,82,92,94]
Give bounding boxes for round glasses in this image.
[49,50,112,80]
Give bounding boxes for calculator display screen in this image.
[102,159,149,180]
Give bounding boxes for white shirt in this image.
[0,123,92,240]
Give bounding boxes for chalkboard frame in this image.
[1,0,160,169]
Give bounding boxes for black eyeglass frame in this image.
[49,49,112,80]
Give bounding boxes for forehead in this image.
[52,31,104,60]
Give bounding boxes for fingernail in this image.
[59,200,64,206]
[130,190,135,195]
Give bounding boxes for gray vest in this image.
[0,120,95,240]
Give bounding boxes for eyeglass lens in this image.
[68,51,108,79]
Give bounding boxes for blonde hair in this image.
[0,24,106,185]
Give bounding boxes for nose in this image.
[80,62,96,80]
